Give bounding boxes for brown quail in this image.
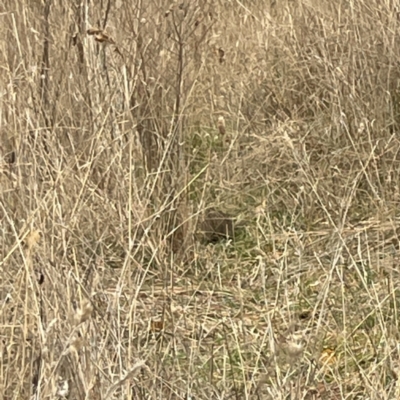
[199,208,242,243]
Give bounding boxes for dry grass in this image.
[2,0,400,398]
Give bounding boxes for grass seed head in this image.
[69,334,84,354]
[25,229,41,251]
[217,116,226,135]
[74,299,93,325]
[286,339,304,359]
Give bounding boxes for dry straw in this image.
[104,360,147,400]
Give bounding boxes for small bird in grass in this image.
[199,208,243,243]
[87,28,116,45]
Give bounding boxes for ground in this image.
[1,0,400,399]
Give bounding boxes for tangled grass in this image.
[2,0,400,398]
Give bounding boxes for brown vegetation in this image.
[2,0,400,398]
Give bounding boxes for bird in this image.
[87,28,116,45]
[198,208,242,243]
